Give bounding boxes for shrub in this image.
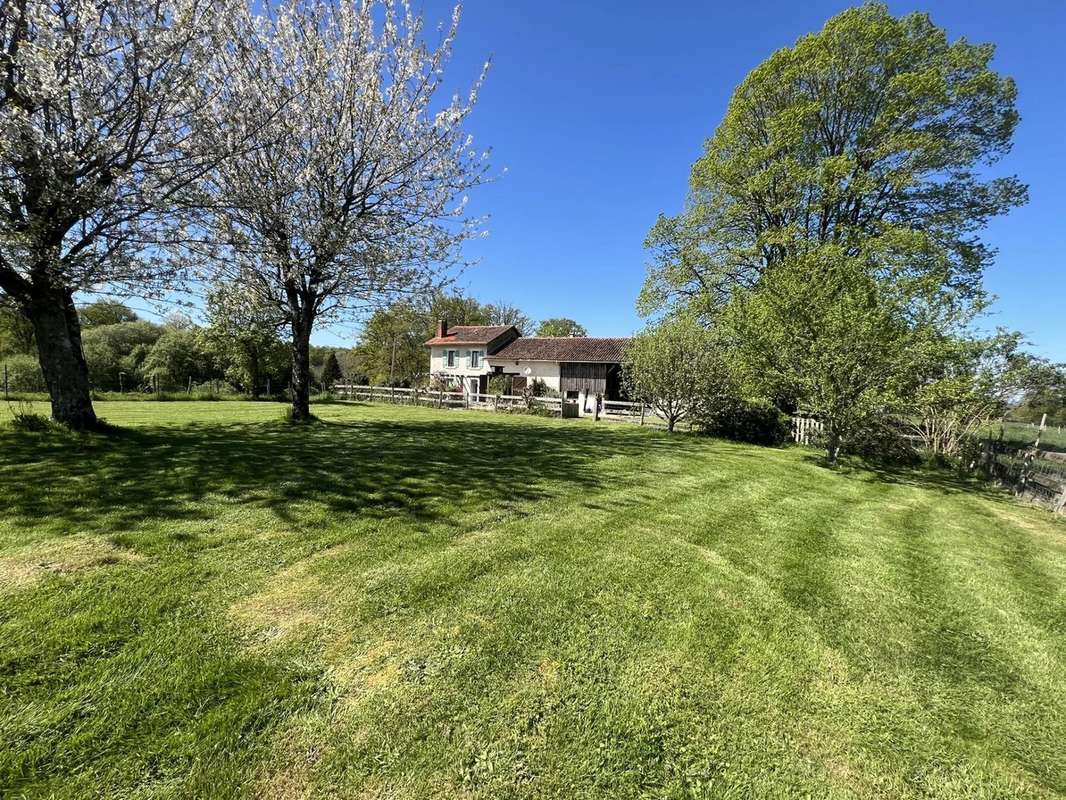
[487,374,511,396]
[506,403,556,418]
[701,400,791,446]
[846,419,921,465]
[82,320,163,390]
[1,354,47,393]
[7,400,54,432]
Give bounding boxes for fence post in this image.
[494,394,499,412]
[3,363,7,400]
[1020,414,1048,494]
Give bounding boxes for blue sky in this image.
[322,1,1065,358]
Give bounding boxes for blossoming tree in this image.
[0,0,231,427]
[204,0,490,420]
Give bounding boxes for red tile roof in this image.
[490,337,630,363]
[424,325,517,346]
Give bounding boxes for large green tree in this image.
[0,304,34,359]
[1013,360,1066,426]
[81,320,162,391]
[622,316,731,433]
[643,4,1024,319]
[641,4,1025,461]
[721,249,935,462]
[535,318,587,337]
[484,302,533,335]
[201,282,288,398]
[79,301,139,329]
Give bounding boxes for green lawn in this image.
[1,401,1065,799]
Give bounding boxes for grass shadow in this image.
[797,451,1012,502]
[0,412,703,533]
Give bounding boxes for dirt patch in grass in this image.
[0,535,143,592]
[230,559,333,647]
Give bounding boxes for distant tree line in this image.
[0,299,354,397]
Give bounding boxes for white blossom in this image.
[200,0,490,416]
[0,0,236,299]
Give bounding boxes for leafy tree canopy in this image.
[320,352,343,388]
[535,318,587,337]
[0,305,35,358]
[622,315,732,432]
[82,321,163,391]
[484,302,534,335]
[640,3,1025,322]
[640,3,1027,462]
[79,301,140,329]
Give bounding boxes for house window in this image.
[470,350,481,368]
[446,350,456,367]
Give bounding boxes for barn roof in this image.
[490,337,630,363]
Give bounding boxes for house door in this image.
[468,377,480,398]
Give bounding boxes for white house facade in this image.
[425,320,629,406]
[424,321,519,396]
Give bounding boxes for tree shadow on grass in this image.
[0,415,701,533]
[797,451,1013,502]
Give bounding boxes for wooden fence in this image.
[332,384,669,426]
[791,415,823,445]
[334,384,467,408]
[788,411,1066,516]
[984,439,1066,515]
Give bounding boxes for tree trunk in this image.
[25,287,97,429]
[248,348,261,400]
[289,308,314,420]
[826,430,842,465]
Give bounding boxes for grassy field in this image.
[1,401,1065,799]
[999,420,1066,453]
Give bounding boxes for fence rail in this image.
[333,384,470,408]
[985,441,1066,515]
[332,384,669,425]
[791,415,823,445]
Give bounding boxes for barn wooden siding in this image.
[560,362,609,394]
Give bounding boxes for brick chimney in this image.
[436,318,448,339]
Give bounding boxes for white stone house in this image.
[424,321,519,396]
[425,320,629,409]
